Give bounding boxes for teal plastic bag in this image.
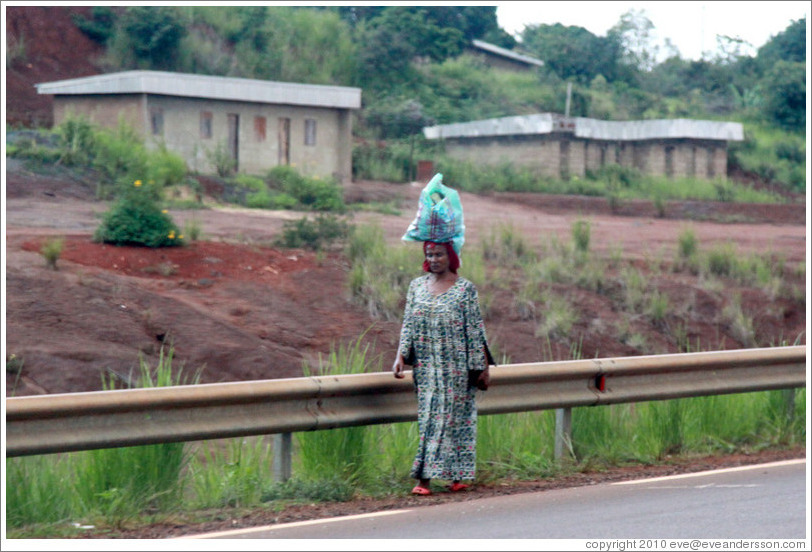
[402,173,465,255]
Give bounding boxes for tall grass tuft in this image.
[6,345,198,529]
[39,235,64,270]
[296,335,378,487]
[188,437,273,509]
[675,226,699,272]
[571,218,591,256]
[481,221,537,267]
[346,223,424,321]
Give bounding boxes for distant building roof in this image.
[470,40,545,68]
[424,113,744,141]
[36,70,362,110]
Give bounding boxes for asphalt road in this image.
[181,459,807,542]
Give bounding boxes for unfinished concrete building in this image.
[36,70,362,182]
[423,113,744,180]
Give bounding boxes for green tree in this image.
[760,60,805,131]
[608,9,659,72]
[112,6,187,70]
[354,9,424,91]
[757,17,806,66]
[72,5,117,44]
[520,23,626,85]
[363,99,435,139]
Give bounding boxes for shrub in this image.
[774,141,805,164]
[352,140,412,182]
[39,236,65,270]
[56,114,95,166]
[92,121,150,198]
[6,131,61,164]
[267,166,345,212]
[536,291,578,340]
[571,219,591,255]
[205,141,236,177]
[274,214,350,251]
[146,144,187,188]
[676,226,699,270]
[183,217,202,241]
[705,243,738,277]
[94,180,184,247]
[592,164,641,188]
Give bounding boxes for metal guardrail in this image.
[5,346,806,458]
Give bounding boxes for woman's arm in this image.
[393,279,417,379]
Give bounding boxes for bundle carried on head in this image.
[402,173,465,256]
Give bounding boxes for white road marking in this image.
[612,459,805,486]
[174,508,411,539]
[646,483,761,489]
[176,459,805,538]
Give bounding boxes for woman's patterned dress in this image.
[398,275,489,481]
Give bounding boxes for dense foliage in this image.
[66,6,806,192]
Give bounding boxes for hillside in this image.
[6,6,106,127]
[5,158,806,396]
[4,6,807,398]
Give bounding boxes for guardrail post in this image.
[782,389,796,422]
[273,432,292,482]
[554,407,572,461]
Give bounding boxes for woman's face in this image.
[425,244,450,274]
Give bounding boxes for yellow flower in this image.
[168,231,175,239]
[134,180,142,187]
[179,234,184,240]
[162,209,168,214]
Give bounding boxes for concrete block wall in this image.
[54,95,146,135]
[52,94,353,182]
[443,135,730,181]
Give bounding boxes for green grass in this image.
[730,122,806,192]
[6,345,198,530]
[6,335,805,536]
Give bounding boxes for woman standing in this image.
[392,240,492,496]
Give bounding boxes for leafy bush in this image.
[677,227,698,261]
[774,141,804,164]
[94,180,184,247]
[352,140,413,182]
[589,164,642,188]
[267,166,345,212]
[6,131,61,164]
[230,173,297,210]
[147,143,188,188]
[205,140,236,177]
[39,236,64,270]
[274,214,350,251]
[56,114,95,166]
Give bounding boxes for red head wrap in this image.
[423,241,459,274]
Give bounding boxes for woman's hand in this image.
[478,366,490,389]
[392,354,406,379]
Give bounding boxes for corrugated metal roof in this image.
[36,70,362,109]
[424,113,743,141]
[471,40,545,68]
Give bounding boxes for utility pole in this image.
[565,82,572,117]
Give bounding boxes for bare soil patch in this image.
[5,166,807,396]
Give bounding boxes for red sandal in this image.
[448,482,470,492]
[411,485,432,496]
